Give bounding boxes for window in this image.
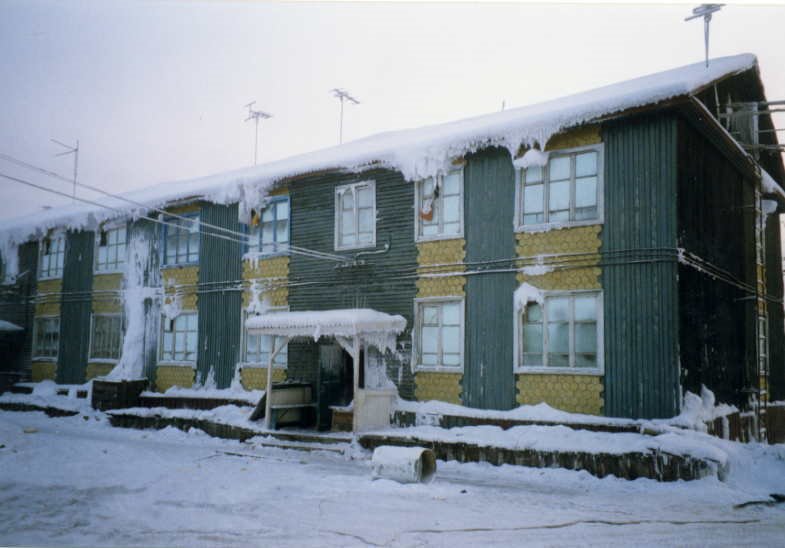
[33,317,59,359]
[243,310,287,366]
[39,233,65,279]
[89,314,123,361]
[518,146,602,228]
[335,181,375,250]
[416,169,463,240]
[95,226,127,272]
[160,313,198,363]
[519,291,602,370]
[415,299,463,369]
[248,198,290,256]
[163,215,199,266]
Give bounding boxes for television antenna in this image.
[51,138,79,202]
[331,88,360,144]
[244,101,272,165]
[685,4,724,68]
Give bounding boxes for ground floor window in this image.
[519,291,602,370]
[243,310,287,366]
[415,298,463,370]
[33,317,59,359]
[90,314,123,361]
[160,313,198,363]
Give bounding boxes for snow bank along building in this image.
[1,54,784,426]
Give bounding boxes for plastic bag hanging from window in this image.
[419,177,440,222]
[249,208,261,227]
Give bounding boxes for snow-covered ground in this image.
[1,410,784,547]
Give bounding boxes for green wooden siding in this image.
[0,242,37,381]
[57,230,94,384]
[463,147,517,410]
[288,168,417,397]
[766,214,785,401]
[197,203,242,388]
[130,219,161,384]
[602,115,681,419]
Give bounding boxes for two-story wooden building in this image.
[1,53,783,422]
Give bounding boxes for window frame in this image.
[240,307,289,368]
[334,180,376,251]
[38,232,66,280]
[161,213,200,267]
[758,314,769,375]
[94,223,128,274]
[514,289,604,375]
[414,169,465,242]
[32,315,60,360]
[413,296,465,373]
[158,312,199,365]
[88,313,124,363]
[247,196,290,257]
[514,143,605,232]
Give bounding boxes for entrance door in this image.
[317,343,352,430]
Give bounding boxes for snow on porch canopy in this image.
[0,320,23,332]
[245,308,406,348]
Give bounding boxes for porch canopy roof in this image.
[245,308,406,341]
[0,320,23,332]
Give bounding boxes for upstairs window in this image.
[89,314,123,361]
[335,181,375,250]
[163,215,199,266]
[33,317,60,359]
[518,146,602,228]
[95,225,127,273]
[416,169,463,241]
[39,233,65,279]
[248,198,290,256]
[519,291,602,371]
[160,313,198,363]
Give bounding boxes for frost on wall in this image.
[106,229,158,381]
[0,239,19,284]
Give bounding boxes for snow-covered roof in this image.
[761,168,785,200]
[0,54,760,245]
[0,319,23,332]
[245,308,406,341]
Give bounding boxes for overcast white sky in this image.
[1,0,784,221]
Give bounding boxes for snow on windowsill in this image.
[414,232,465,244]
[515,367,603,376]
[414,365,463,374]
[514,219,603,234]
[157,361,197,369]
[237,361,287,370]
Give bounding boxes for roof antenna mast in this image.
[685,4,724,68]
[331,88,360,145]
[244,101,272,165]
[51,138,79,202]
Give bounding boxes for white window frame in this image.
[514,144,604,232]
[247,197,290,257]
[94,223,128,274]
[334,180,376,251]
[758,314,769,375]
[240,307,289,368]
[38,231,66,280]
[158,312,199,365]
[162,214,200,266]
[88,313,124,363]
[514,290,604,375]
[414,169,464,242]
[413,297,465,372]
[32,315,60,360]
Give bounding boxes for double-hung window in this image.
[519,291,602,371]
[163,215,199,266]
[416,169,463,240]
[89,314,123,361]
[95,225,127,272]
[335,181,375,250]
[248,198,290,256]
[243,310,288,366]
[518,146,602,228]
[415,299,463,370]
[39,233,65,279]
[160,313,198,363]
[33,317,60,359]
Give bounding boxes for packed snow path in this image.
[0,411,784,547]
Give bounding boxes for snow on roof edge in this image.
[0,53,758,245]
